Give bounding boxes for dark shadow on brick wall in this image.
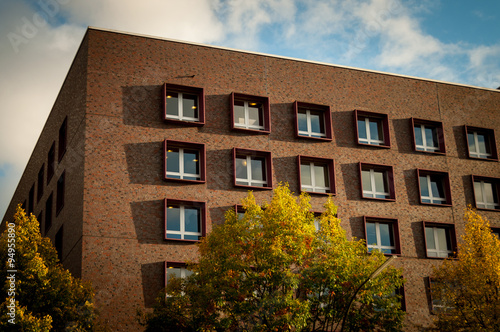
[347,216,365,241]
[403,169,420,206]
[208,206,234,228]
[392,118,413,154]
[273,156,298,189]
[411,221,426,259]
[462,175,474,207]
[206,148,233,191]
[131,200,164,244]
[125,142,163,185]
[123,85,164,128]
[452,126,468,159]
[339,163,361,201]
[331,111,356,148]
[141,261,165,308]
[269,103,296,143]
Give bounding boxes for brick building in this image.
[2,27,499,330]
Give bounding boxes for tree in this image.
[431,207,500,331]
[0,205,95,332]
[142,184,405,331]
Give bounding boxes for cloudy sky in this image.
[1,0,499,219]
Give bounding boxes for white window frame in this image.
[468,131,492,159]
[425,226,453,258]
[415,124,439,152]
[359,117,384,145]
[235,155,268,187]
[362,168,389,199]
[300,161,330,193]
[166,147,200,180]
[234,100,265,130]
[420,175,447,204]
[474,180,499,210]
[165,91,199,122]
[298,109,326,138]
[166,205,202,240]
[366,221,396,254]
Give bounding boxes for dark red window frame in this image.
[354,109,391,148]
[464,125,498,161]
[422,221,457,260]
[164,198,206,243]
[58,117,67,162]
[417,169,452,207]
[363,216,401,256]
[163,83,205,126]
[359,162,396,201]
[233,147,273,189]
[411,118,446,154]
[231,92,271,134]
[294,101,332,141]
[163,140,206,184]
[471,175,500,211]
[297,155,336,195]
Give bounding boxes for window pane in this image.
[165,92,179,116]
[430,178,444,199]
[425,227,436,250]
[477,133,488,155]
[167,267,181,281]
[297,111,308,132]
[362,170,372,192]
[248,103,263,127]
[373,171,387,192]
[474,181,484,203]
[236,157,248,179]
[366,222,377,247]
[314,165,327,188]
[420,176,429,197]
[414,125,423,147]
[183,150,199,175]
[483,182,495,204]
[301,164,312,186]
[358,119,367,139]
[436,228,451,251]
[467,133,476,153]
[182,94,198,119]
[166,206,181,231]
[166,148,180,173]
[251,157,265,181]
[234,102,245,125]
[184,207,200,233]
[379,223,394,247]
[369,119,382,141]
[310,110,324,134]
[425,126,438,148]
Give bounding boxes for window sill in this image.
[164,177,205,184]
[164,238,201,243]
[362,196,396,202]
[234,184,272,190]
[232,127,270,134]
[420,202,452,207]
[302,190,335,196]
[467,156,498,162]
[357,142,391,149]
[164,118,204,126]
[296,134,332,142]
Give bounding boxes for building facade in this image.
[2,27,500,331]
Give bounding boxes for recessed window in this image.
[465,126,498,160]
[472,175,500,211]
[165,262,193,288]
[298,156,335,194]
[294,101,332,140]
[56,172,65,215]
[418,169,452,206]
[164,140,205,183]
[164,83,205,125]
[492,228,500,239]
[58,117,67,162]
[233,148,272,189]
[423,222,456,259]
[355,110,390,148]
[231,93,270,133]
[47,142,55,183]
[364,217,400,255]
[411,118,446,154]
[45,193,53,234]
[28,183,35,215]
[165,199,205,242]
[428,277,452,314]
[37,164,44,202]
[359,163,395,201]
[55,226,63,261]
[37,211,43,233]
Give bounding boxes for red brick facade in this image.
[3,27,500,331]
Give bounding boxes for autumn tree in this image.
[0,205,95,332]
[431,207,500,331]
[142,184,405,331]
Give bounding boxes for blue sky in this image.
[0,0,499,220]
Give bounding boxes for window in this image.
[364,217,400,255]
[45,193,53,234]
[164,83,205,125]
[47,142,55,183]
[165,262,194,288]
[58,117,67,162]
[359,163,395,201]
[411,118,446,154]
[423,222,456,258]
[465,126,498,160]
[164,140,205,183]
[231,92,270,133]
[55,226,63,261]
[233,148,272,189]
[355,110,390,147]
[428,277,453,314]
[373,284,406,312]
[472,175,500,211]
[37,211,43,233]
[492,228,500,239]
[37,164,44,202]
[294,101,332,140]
[418,169,452,206]
[165,199,205,241]
[56,172,65,215]
[298,156,335,194]
[28,183,35,214]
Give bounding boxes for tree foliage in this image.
[431,207,500,331]
[142,184,405,331]
[0,205,95,331]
